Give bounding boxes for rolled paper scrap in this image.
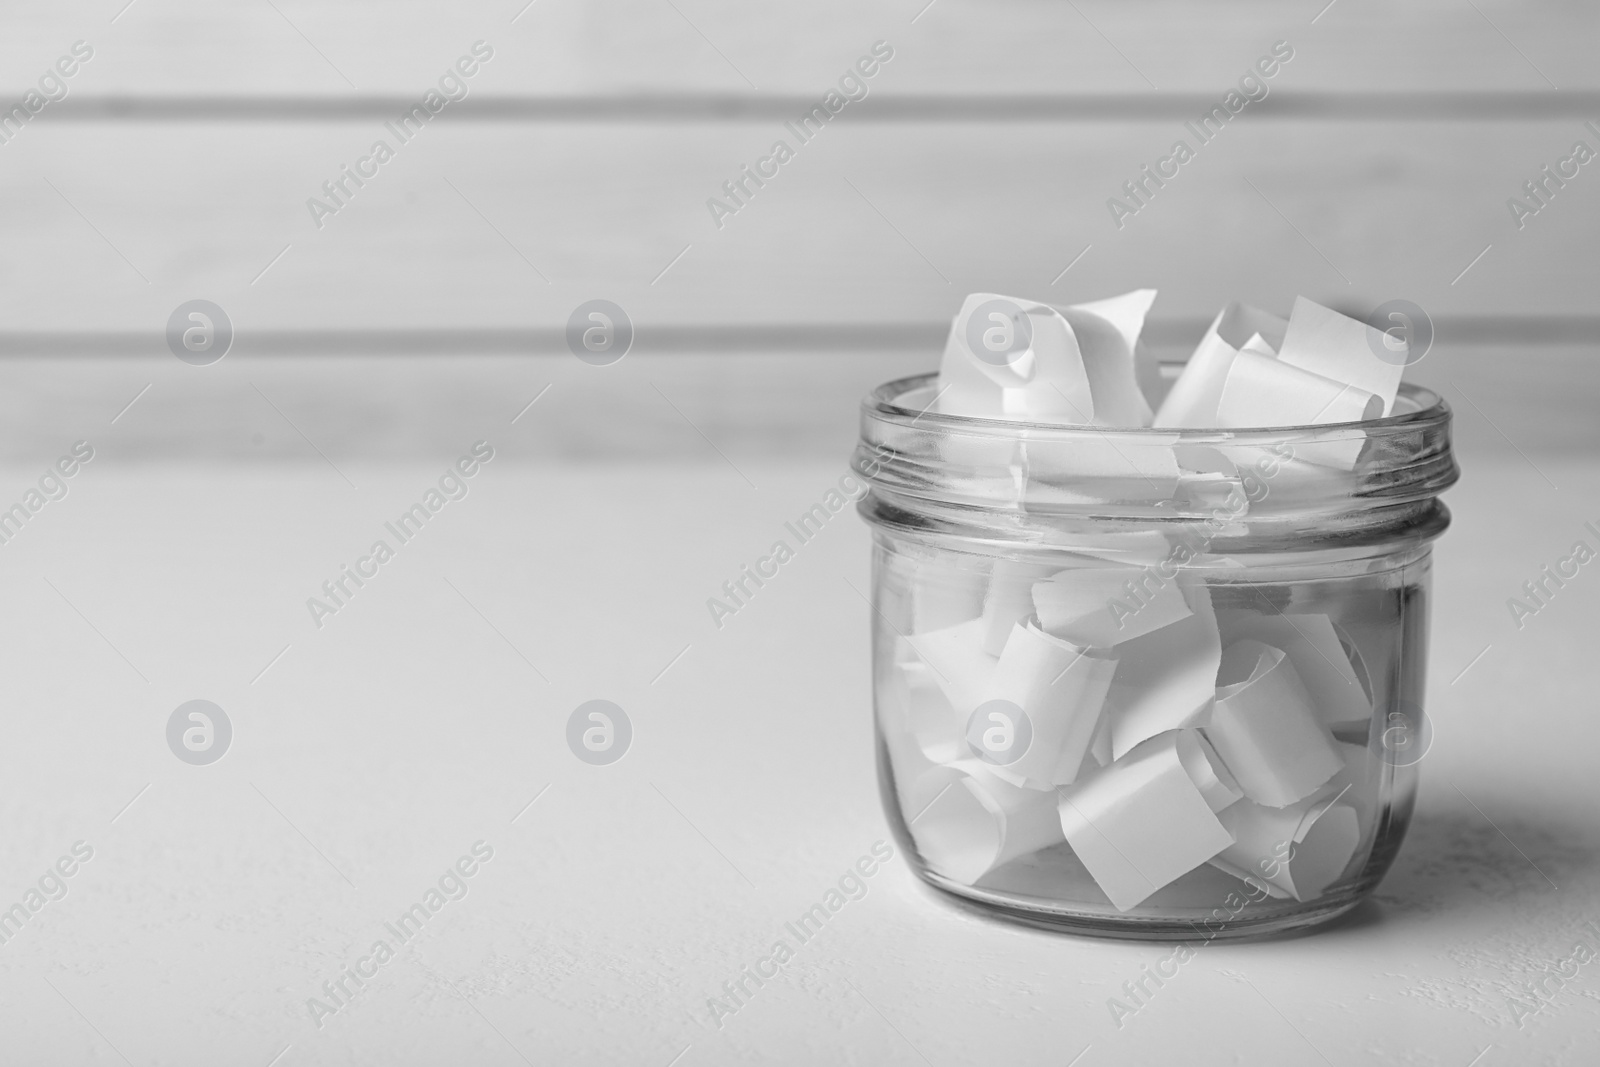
[979,560,1059,656]
[1061,288,1158,427]
[1175,729,1243,813]
[1032,565,1192,648]
[985,621,1117,788]
[1216,350,1382,427]
[1153,301,1288,428]
[1216,611,1372,729]
[936,293,1097,421]
[1057,730,1237,911]
[1277,296,1405,418]
[1211,795,1361,901]
[1215,352,1380,469]
[1204,639,1344,808]
[906,618,999,718]
[1105,581,1222,759]
[910,760,1065,885]
[911,562,988,635]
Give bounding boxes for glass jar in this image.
[853,371,1457,939]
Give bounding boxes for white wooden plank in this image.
[0,120,1593,333]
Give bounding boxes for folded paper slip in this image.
[1057,730,1237,911]
[1154,301,1288,428]
[1210,793,1360,902]
[1216,611,1372,728]
[910,760,1065,885]
[1276,296,1404,417]
[1204,639,1344,808]
[981,621,1117,788]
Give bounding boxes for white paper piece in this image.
[1216,611,1372,728]
[1134,338,1167,411]
[1089,711,1114,767]
[1238,332,1277,358]
[1032,567,1192,648]
[905,618,999,718]
[1204,640,1344,807]
[1062,289,1158,426]
[911,563,988,634]
[1153,302,1288,428]
[979,560,1061,656]
[1216,350,1382,427]
[937,294,1097,421]
[901,659,964,765]
[1277,296,1405,417]
[1020,433,1180,507]
[986,622,1117,788]
[1105,582,1222,759]
[1057,730,1236,911]
[1211,794,1360,901]
[1215,351,1380,469]
[1175,730,1243,813]
[910,760,1065,885]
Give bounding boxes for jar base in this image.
[913,866,1373,942]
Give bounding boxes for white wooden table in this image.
[0,356,1594,1064]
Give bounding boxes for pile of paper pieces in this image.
[936,290,1406,477]
[892,290,1402,910]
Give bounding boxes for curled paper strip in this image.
[1277,296,1404,418]
[1215,352,1379,469]
[937,294,1096,420]
[979,560,1058,656]
[1175,730,1244,813]
[936,290,1161,425]
[1060,289,1158,426]
[1057,729,1237,911]
[1211,795,1360,902]
[1154,302,1288,428]
[1205,639,1344,808]
[911,760,1065,885]
[1104,581,1222,759]
[1216,611,1372,729]
[986,621,1117,788]
[1216,351,1382,427]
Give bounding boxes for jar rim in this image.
[864,371,1448,439]
[854,371,1459,540]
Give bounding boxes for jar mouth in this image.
[854,370,1458,539]
[867,371,1447,437]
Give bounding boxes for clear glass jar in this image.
[853,371,1457,939]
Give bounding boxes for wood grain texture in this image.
[0,0,1595,342]
[0,120,1593,331]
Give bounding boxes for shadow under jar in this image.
[853,371,1458,940]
